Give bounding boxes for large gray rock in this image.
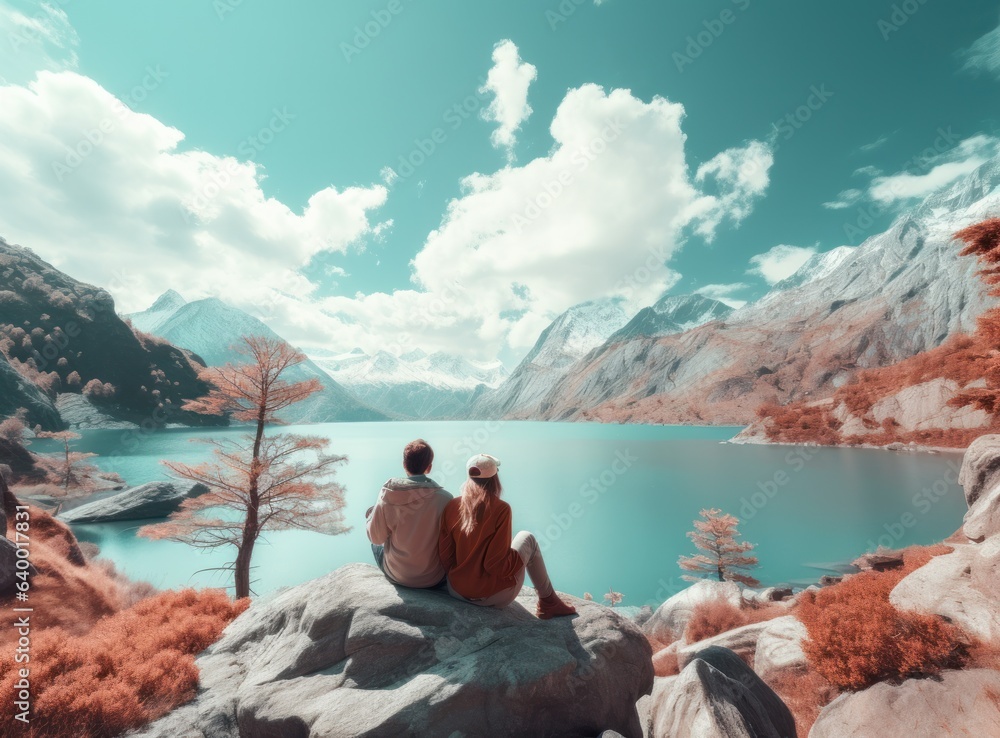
[58,481,208,523]
[753,616,808,684]
[136,563,653,738]
[643,580,743,645]
[0,536,37,594]
[959,434,1000,541]
[889,541,1000,642]
[958,433,1000,508]
[809,669,1000,738]
[676,619,777,669]
[648,646,796,738]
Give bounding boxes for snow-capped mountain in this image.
[474,155,1000,424]
[126,296,386,423]
[608,294,732,343]
[310,349,508,420]
[469,298,631,419]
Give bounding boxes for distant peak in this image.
[147,289,186,312]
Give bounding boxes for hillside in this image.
[745,218,1000,448]
[127,294,386,423]
[0,239,214,429]
[507,157,1000,424]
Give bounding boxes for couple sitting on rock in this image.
[366,438,577,619]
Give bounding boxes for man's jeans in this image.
[371,543,447,590]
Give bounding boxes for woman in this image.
[438,453,576,619]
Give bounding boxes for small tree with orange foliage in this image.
[139,336,349,598]
[679,508,760,587]
[35,429,98,492]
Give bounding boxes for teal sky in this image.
[2,1,1000,362]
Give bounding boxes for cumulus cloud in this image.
[694,283,749,309]
[747,245,816,285]
[0,71,389,318]
[479,40,538,161]
[0,7,773,362]
[960,23,1000,79]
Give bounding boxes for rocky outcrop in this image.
[868,378,991,434]
[889,540,1000,642]
[959,433,1000,540]
[648,646,796,738]
[0,536,37,594]
[137,564,653,738]
[59,481,208,523]
[643,580,742,645]
[752,617,808,683]
[55,393,138,430]
[676,619,776,669]
[809,669,1000,738]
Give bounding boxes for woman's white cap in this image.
[467,453,501,479]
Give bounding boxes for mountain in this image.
[126,295,386,423]
[487,156,1000,424]
[0,238,214,430]
[310,349,508,419]
[607,294,732,343]
[128,289,186,334]
[469,298,631,419]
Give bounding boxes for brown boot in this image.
[536,592,577,620]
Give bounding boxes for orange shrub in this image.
[0,589,247,737]
[767,670,839,737]
[796,546,967,691]
[684,597,786,644]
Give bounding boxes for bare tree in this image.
[138,335,349,598]
[35,430,97,492]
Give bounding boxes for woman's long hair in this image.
[458,474,503,535]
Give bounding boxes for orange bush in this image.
[796,545,967,690]
[767,670,839,737]
[684,597,786,643]
[0,589,247,737]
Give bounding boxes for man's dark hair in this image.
[403,438,434,474]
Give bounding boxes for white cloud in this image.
[859,133,890,153]
[694,283,749,309]
[960,23,1000,78]
[747,245,816,285]
[479,40,538,162]
[692,141,774,240]
[0,0,77,85]
[0,71,389,317]
[822,189,863,210]
[0,8,773,362]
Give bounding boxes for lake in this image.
[36,421,968,608]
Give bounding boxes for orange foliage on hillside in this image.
[759,219,1000,447]
[796,545,968,690]
[0,589,246,737]
[0,505,246,736]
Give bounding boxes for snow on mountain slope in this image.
[505,156,1000,424]
[126,296,385,423]
[469,298,631,418]
[608,294,732,343]
[311,349,508,419]
[128,289,187,335]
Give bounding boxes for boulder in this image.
[0,536,37,594]
[136,563,653,738]
[964,483,1000,541]
[958,433,1000,508]
[58,481,208,523]
[648,646,796,738]
[889,542,1000,642]
[643,580,742,645]
[809,669,1000,737]
[743,587,794,605]
[851,550,905,572]
[676,619,776,669]
[752,616,808,683]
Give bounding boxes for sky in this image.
[1,1,1000,366]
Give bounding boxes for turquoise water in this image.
[36,422,967,607]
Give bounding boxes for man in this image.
[366,438,453,588]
